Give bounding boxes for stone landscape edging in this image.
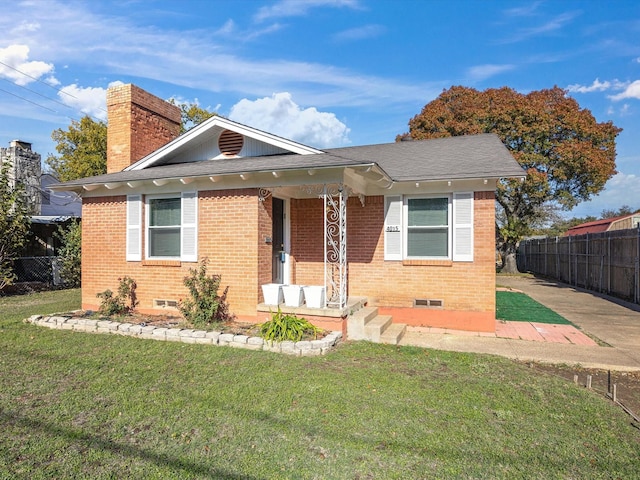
[24,314,342,356]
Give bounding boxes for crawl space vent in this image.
[218,130,244,157]
[414,299,443,308]
[154,299,178,309]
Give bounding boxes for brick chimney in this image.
[106,84,181,173]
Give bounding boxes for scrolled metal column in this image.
[323,184,347,308]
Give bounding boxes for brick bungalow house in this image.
[52,84,524,339]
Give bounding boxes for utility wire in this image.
[1,77,77,112]
[0,59,109,120]
[0,60,106,112]
[0,86,58,113]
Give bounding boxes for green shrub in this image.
[96,277,137,316]
[54,220,81,287]
[178,258,233,328]
[260,307,320,342]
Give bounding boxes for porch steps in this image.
[347,305,407,345]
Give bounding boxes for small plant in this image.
[178,258,233,328]
[96,276,138,316]
[260,307,320,342]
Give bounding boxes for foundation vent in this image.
[414,299,443,308]
[218,130,244,157]
[154,299,179,309]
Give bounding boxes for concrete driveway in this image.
[399,275,640,371]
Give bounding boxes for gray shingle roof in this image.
[52,133,523,188]
[326,134,524,181]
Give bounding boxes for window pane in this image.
[408,198,448,226]
[407,228,448,257]
[150,198,181,226]
[149,228,180,257]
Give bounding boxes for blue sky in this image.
[1,0,638,218]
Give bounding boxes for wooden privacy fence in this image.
[517,226,640,305]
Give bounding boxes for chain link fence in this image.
[13,256,63,286]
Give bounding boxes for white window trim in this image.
[403,194,453,260]
[144,192,198,261]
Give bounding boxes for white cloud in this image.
[0,2,436,111]
[567,78,611,93]
[58,83,115,121]
[467,64,514,81]
[0,44,55,86]
[503,2,543,17]
[254,0,361,22]
[609,80,640,101]
[229,92,350,148]
[333,24,385,42]
[498,11,581,44]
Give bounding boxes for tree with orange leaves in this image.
[400,86,622,273]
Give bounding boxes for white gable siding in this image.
[160,133,293,165]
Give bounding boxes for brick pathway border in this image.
[24,314,342,356]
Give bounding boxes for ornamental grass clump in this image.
[261,307,320,342]
[178,258,233,328]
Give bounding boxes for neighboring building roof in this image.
[565,214,640,236]
[40,173,82,217]
[31,215,77,224]
[52,133,524,190]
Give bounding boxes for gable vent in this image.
[218,130,244,157]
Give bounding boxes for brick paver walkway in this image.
[495,321,597,345]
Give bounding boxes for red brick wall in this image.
[106,84,181,173]
[290,192,497,330]
[82,189,264,317]
[82,188,496,330]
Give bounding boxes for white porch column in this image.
[324,184,347,308]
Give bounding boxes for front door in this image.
[272,197,285,284]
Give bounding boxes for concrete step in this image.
[347,306,379,340]
[364,315,393,343]
[380,323,407,345]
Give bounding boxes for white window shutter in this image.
[181,191,198,262]
[126,195,142,261]
[453,192,474,262]
[384,195,403,261]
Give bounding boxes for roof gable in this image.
[125,116,323,171]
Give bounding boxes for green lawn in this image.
[496,290,573,325]
[1,289,639,479]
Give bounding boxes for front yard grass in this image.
[1,289,638,479]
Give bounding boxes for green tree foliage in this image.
[401,86,622,272]
[0,162,31,291]
[600,205,639,219]
[46,116,107,182]
[169,99,217,134]
[533,215,598,238]
[54,220,81,287]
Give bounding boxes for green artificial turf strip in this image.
[2,289,639,479]
[496,290,572,325]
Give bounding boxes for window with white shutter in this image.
[387,193,474,262]
[144,192,198,261]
